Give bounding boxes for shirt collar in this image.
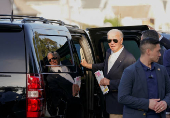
[111,45,124,55]
[140,60,155,71]
[50,62,63,72]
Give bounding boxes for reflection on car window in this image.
[33,32,75,73]
[0,31,26,72]
[72,41,84,73]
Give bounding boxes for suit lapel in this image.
[136,60,148,98]
[155,64,162,98]
[107,48,126,77]
[104,49,111,76]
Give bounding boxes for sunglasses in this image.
[107,39,119,43]
[48,57,57,62]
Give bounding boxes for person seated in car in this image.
[47,52,79,98]
[46,52,82,117]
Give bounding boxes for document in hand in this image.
[94,70,109,94]
[74,76,81,97]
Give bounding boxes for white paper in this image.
[74,76,81,97]
[94,70,109,94]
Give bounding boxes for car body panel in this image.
[0,27,26,117]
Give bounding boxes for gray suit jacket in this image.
[118,60,170,118]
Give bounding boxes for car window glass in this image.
[33,32,76,73]
[0,31,26,72]
[72,41,85,72]
[74,44,81,59]
[42,37,83,116]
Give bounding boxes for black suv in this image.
[0,14,149,118]
[0,15,83,118]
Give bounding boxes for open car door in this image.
[88,25,149,63]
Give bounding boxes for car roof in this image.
[0,14,81,39]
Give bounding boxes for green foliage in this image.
[80,23,97,30]
[104,17,122,27]
[33,32,59,60]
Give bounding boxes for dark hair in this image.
[140,37,160,54]
[141,30,159,40]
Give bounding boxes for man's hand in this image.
[166,114,170,118]
[154,101,167,113]
[149,99,160,110]
[80,59,92,69]
[81,59,87,67]
[72,84,79,97]
[100,77,110,86]
[147,25,154,30]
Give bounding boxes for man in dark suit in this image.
[118,38,170,118]
[81,29,136,118]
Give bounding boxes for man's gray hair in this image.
[47,52,53,60]
[107,29,124,39]
[47,52,60,61]
[53,52,60,61]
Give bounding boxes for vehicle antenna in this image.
[10,0,14,22]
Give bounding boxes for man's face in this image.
[48,53,58,65]
[149,44,161,62]
[107,32,123,52]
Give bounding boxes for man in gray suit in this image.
[118,38,170,118]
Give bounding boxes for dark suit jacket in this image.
[47,74,73,98]
[157,36,170,65]
[160,37,170,50]
[92,48,136,114]
[163,49,170,77]
[47,74,83,118]
[157,47,165,65]
[118,60,170,118]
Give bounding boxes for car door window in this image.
[0,31,26,72]
[33,31,76,73]
[33,31,84,117]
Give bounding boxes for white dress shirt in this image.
[107,46,124,73]
[51,63,74,83]
[159,35,163,41]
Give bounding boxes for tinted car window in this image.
[73,41,84,70]
[74,43,81,60]
[0,31,26,72]
[33,32,83,117]
[33,32,76,72]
